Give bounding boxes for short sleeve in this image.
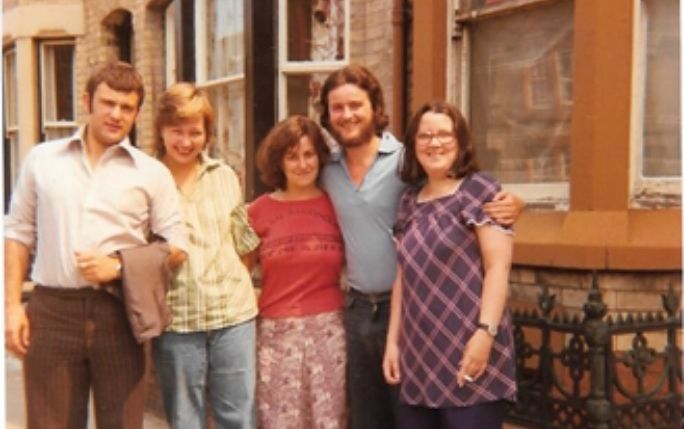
[460,173,513,234]
[231,203,260,256]
[392,187,418,241]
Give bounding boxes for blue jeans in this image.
[152,319,256,429]
[345,294,400,429]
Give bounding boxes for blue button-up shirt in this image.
[321,132,407,294]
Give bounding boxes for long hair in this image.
[319,64,389,135]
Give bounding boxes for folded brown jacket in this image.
[118,241,173,343]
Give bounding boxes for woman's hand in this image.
[457,329,494,387]
[383,340,401,385]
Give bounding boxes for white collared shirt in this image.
[5,127,188,288]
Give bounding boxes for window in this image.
[39,40,77,141]
[631,0,681,206]
[451,0,574,208]
[165,0,245,178]
[278,0,350,121]
[4,47,19,208]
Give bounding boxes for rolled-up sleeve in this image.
[149,166,188,253]
[5,149,38,248]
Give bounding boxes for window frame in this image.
[38,39,77,136]
[449,0,572,209]
[163,0,248,179]
[4,46,20,198]
[277,0,351,120]
[629,0,681,207]
[4,47,19,136]
[194,0,245,88]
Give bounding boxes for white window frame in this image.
[164,4,178,86]
[164,0,246,88]
[4,47,20,188]
[162,0,248,175]
[448,0,571,209]
[195,0,245,89]
[39,39,77,134]
[277,0,351,120]
[629,0,681,207]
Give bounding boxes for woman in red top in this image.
[247,116,347,428]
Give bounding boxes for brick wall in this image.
[350,0,396,129]
[74,0,167,155]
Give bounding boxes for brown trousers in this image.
[23,286,146,429]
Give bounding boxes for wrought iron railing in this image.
[506,274,682,429]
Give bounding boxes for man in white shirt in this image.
[5,62,187,429]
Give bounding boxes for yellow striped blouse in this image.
[165,154,259,332]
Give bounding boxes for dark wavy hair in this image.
[319,64,389,135]
[400,101,479,185]
[256,116,331,190]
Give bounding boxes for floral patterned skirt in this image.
[256,310,347,429]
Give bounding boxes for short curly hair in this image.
[256,116,331,190]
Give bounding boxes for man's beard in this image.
[329,120,376,149]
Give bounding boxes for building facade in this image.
[3,0,681,341]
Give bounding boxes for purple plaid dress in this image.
[394,172,517,408]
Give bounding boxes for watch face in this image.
[479,323,497,337]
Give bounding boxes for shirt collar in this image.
[330,131,402,163]
[198,152,222,176]
[377,131,403,154]
[64,126,139,165]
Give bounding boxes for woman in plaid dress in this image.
[383,101,516,429]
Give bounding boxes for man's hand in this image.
[5,304,30,357]
[75,250,121,284]
[382,340,401,385]
[483,191,525,226]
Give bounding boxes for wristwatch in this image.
[477,322,498,338]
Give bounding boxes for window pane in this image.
[464,0,517,10]
[206,0,244,79]
[3,49,18,128]
[204,82,246,181]
[287,0,345,61]
[43,43,75,122]
[286,73,329,121]
[470,0,573,184]
[4,130,19,211]
[642,0,680,177]
[43,127,75,141]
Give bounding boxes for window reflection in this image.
[642,0,680,177]
[288,0,345,62]
[470,0,573,184]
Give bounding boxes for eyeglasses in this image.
[415,131,456,146]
